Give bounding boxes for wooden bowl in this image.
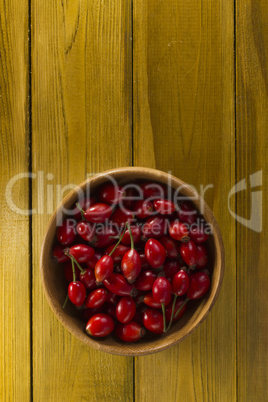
[41,167,224,356]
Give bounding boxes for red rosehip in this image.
[195,244,208,268]
[135,199,154,219]
[99,182,125,205]
[187,271,210,299]
[76,221,95,242]
[133,270,157,292]
[177,200,198,225]
[84,203,113,223]
[68,281,86,307]
[86,313,114,337]
[115,322,146,342]
[152,277,172,306]
[116,296,136,324]
[57,219,76,245]
[189,226,209,243]
[172,269,190,296]
[143,308,164,334]
[68,244,95,263]
[85,288,107,309]
[169,220,189,242]
[95,255,114,283]
[153,199,176,215]
[159,235,180,259]
[145,238,166,269]
[180,240,197,267]
[53,243,69,263]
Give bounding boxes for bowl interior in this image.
[41,167,224,356]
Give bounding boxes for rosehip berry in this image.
[196,244,208,268]
[53,244,69,263]
[121,225,142,245]
[103,273,136,296]
[152,277,172,306]
[140,182,167,199]
[86,313,114,337]
[68,244,95,263]
[76,221,95,242]
[121,187,141,210]
[142,216,166,238]
[57,219,76,245]
[115,321,146,342]
[169,220,189,242]
[145,238,166,269]
[79,268,96,289]
[187,271,210,299]
[121,224,142,283]
[189,226,209,243]
[159,235,180,259]
[121,249,142,283]
[163,260,183,282]
[172,269,190,296]
[180,240,197,267]
[85,288,107,309]
[153,199,176,215]
[133,270,157,292]
[135,199,154,219]
[142,292,162,309]
[177,200,198,225]
[95,255,114,283]
[110,208,135,226]
[143,308,164,334]
[84,203,113,223]
[68,281,86,307]
[99,183,125,205]
[116,296,136,324]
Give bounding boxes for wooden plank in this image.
[236,2,268,400]
[133,1,236,401]
[0,0,30,400]
[31,1,133,400]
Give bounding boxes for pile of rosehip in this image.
[53,181,211,343]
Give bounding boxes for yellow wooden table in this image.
[1,1,267,401]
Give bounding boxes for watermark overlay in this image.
[4,170,263,233]
[228,170,262,233]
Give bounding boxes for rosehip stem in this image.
[65,251,86,274]
[126,221,134,249]
[108,224,127,256]
[165,294,177,332]
[174,297,189,319]
[75,202,85,220]
[71,259,76,282]
[62,293,69,309]
[162,304,167,333]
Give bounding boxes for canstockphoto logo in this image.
[5,170,263,233]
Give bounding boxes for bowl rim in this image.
[40,166,225,356]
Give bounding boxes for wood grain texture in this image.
[32,0,133,400]
[236,1,268,400]
[133,0,236,401]
[0,0,30,400]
